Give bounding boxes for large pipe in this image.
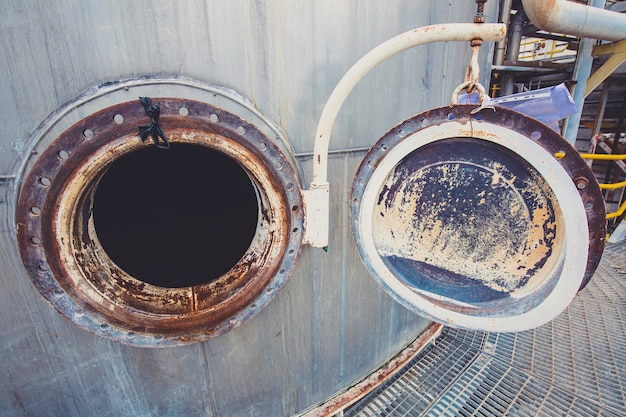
[522,0,626,42]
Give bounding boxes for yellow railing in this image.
[579,153,626,161]
[576,152,626,219]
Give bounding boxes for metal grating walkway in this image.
[345,241,626,416]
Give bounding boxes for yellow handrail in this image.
[574,153,626,219]
[579,153,626,160]
[607,200,626,219]
[600,181,626,190]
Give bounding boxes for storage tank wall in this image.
[0,1,496,415]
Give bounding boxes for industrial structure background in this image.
[1,0,625,416]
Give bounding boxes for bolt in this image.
[574,176,589,190]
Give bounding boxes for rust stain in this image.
[374,138,562,296]
[16,98,304,344]
[301,323,443,417]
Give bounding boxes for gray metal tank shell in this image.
[0,1,496,416]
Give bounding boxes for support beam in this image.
[585,52,626,97]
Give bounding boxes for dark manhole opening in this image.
[93,144,259,288]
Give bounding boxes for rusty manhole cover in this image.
[351,105,605,332]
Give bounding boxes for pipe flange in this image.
[16,81,304,347]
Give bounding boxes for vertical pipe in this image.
[587,82,610,168]
[603,93,626,190]
[501,10,525,95]
[562,0,606,145]
[592,82,610,137]
[494,0,513,65]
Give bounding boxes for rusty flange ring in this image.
[16,96,304,347]
[351,105,605,332]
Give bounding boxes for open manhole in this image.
[16,95,304,346]
[92,144,259,288]
[351,105,605,332]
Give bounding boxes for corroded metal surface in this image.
[15,97,304,347]
[300,323,444,417]
[351,105,606,331]
[0,2,498,414]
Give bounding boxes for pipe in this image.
[501,10,526,95]
[521,0,626,43]
[311,23,506,187]
[494,0,514,65]
[562,29,597,144]
[304,23,506,248]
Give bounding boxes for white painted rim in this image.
[356,120,588,332]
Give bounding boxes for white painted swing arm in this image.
[302,23,507,248]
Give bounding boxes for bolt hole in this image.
[53,289,64,298]
[288,249,295,255]
[37,264,49,273]
[178,107,189,117]
[292,228,299,233]
[30,237,42,246]
[236,126,246,135]
[447,113,455,121]
[260,143,267,151]
[276,163,283,171]
[58,150,69,160]
[154,335,164,341]
[381,144,388,151]
[209,114,219,123]
[353,198,360,205]
[292,205,299,212]
[286,183,294,191]
[265,287,274,294]
[113,114,125,124]
[398,129,406,137]
[30,207,42,217]
[126,332,136,340]
[100,323,109,330]
[504,118,514,128]
[74,310,85,318]
[83,129,95,139]
[530,131,542,141]
[39,177,51,187]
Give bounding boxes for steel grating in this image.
[345,241,626,416]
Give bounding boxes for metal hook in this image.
[450,40,494,114]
